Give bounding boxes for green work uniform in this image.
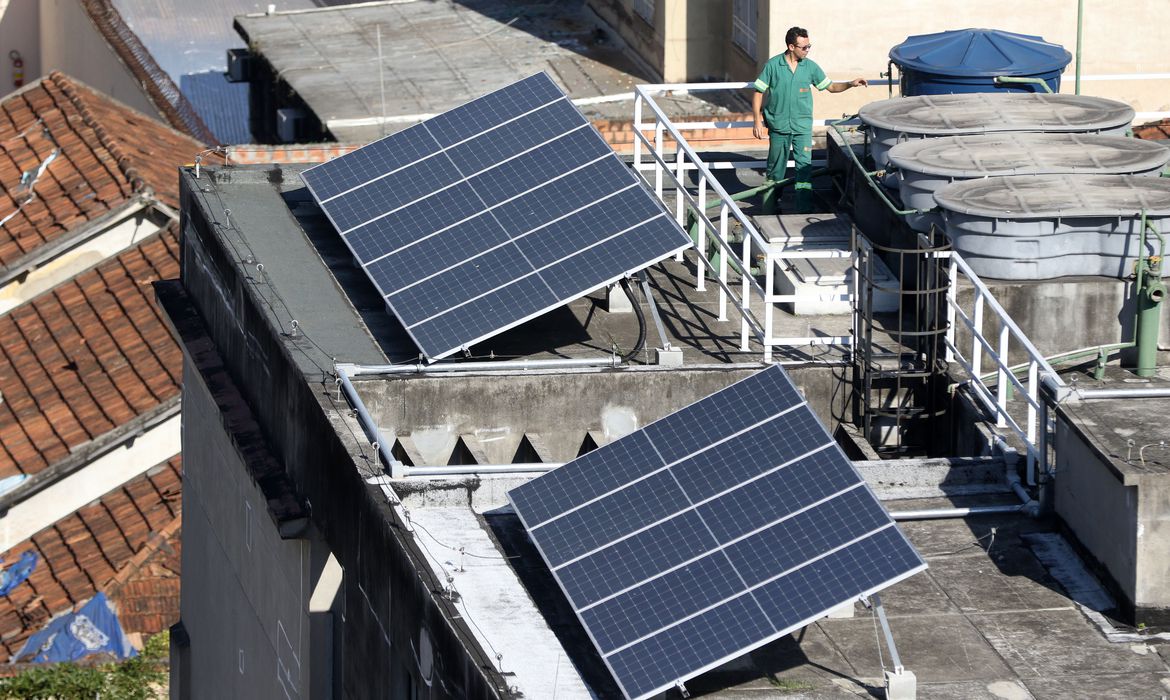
[754,53,832,211]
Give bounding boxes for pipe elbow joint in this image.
[1146,281,1166,304]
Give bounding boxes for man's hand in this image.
[850,78,868,88]
[752,118,766,140]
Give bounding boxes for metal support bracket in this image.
[640,276,683,366]
[864,593,917,699]
[674,679,690,698]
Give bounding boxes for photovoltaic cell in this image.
[507,366,927,700]
[301,72,690,360]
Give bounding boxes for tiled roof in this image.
[1134,119,1170,140]
[79,0,216,144]
[0,71,204,269]
[0,457,181,659]
[0,231,182,479]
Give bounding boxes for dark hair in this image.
[785,27,808,46]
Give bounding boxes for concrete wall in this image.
[593,1,1168,124]
[0,0,40,85]
[177,172,507,699]
[1053,414,1141,620]
[179,355,312,698]
[38,0,160,118]
[354,364,853,466]
[587,0,667,79]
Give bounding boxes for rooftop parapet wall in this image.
[176,167,511,698]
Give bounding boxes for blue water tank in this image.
[890,28,1071,96]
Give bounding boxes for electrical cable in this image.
[619,276,646,364]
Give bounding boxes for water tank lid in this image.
[858,93,1134,135]
[888,133,1170,178]
[890,28,1072,77]
[933,174,1170,219]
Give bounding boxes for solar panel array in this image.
[507,366,927,700]
[301,73,691,360]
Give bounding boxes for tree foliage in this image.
[0,631,168,700]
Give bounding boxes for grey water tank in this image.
[859,93,1135,169]
[890,133,1170,232]
[933,174,1170,280]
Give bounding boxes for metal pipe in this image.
[341,356,620,377]
[992,76,1054,93]
[1075,0,1084,95]
[1135,210,1166,377]
[1073,388,1170,400]
[827,116,934,217]
[335,365,395,475]
[404,464,554,477]
[891,505,1023,520]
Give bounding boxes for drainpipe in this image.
[890,437,1039,520]
[341,356,621,377]
[1134,210,1166,377]
[827,116,935,218]
[992,76,1054,94]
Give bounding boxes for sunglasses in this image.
[793,43,812,51]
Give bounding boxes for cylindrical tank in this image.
[933,174,1170,280]
[889,133,1170,232]
[890,28,1071,96]
[858,93,1135,170]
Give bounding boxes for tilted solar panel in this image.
[301,73,691,360]
[507,365,927,699]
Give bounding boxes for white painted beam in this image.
[0,414,181,551]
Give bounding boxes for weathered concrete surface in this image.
[416,489,1170,699]
[1054,366,1170,626]
[353,364,852,462]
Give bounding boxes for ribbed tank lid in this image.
[858,93,1134,136]
[888,133,1170,178]
[933,174,1170,219]
[890,28,1071,77]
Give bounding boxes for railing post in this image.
[633,92,644,175]
[741,233,751,350]
[764,254,775,362]
[946,252,957,364]
[695,177,707,287]
[654,122,664,201]
[718,203,729,321]
[972,291,984,379]
[1027,360,1039,485]
[996,324,1010,428]
[674,139,686,227]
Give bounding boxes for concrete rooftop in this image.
[183,160,1170,698]
[392,474,1170,699]
[234,0,741,143]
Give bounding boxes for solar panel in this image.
[507,366,927,700]
[300,73,691,360]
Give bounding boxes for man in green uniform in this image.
[752,27,867,213]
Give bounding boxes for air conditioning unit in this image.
[226,48,253,82]
[276,108,306,143]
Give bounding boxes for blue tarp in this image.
[0,551,37,597]
[12,592,136,664]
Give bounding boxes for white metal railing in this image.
[632,83,852,360]
[943,251,1065,483]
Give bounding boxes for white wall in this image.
[38,0,161,118]
[0,0,41,86]
[758,2,1170,124]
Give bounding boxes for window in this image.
[634,0,654,24]
[732,0,758,58]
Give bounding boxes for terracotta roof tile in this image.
[0,72,204,269]
[0,457,181,658]
[1134,119,1170,140]
[0,231,181,478]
